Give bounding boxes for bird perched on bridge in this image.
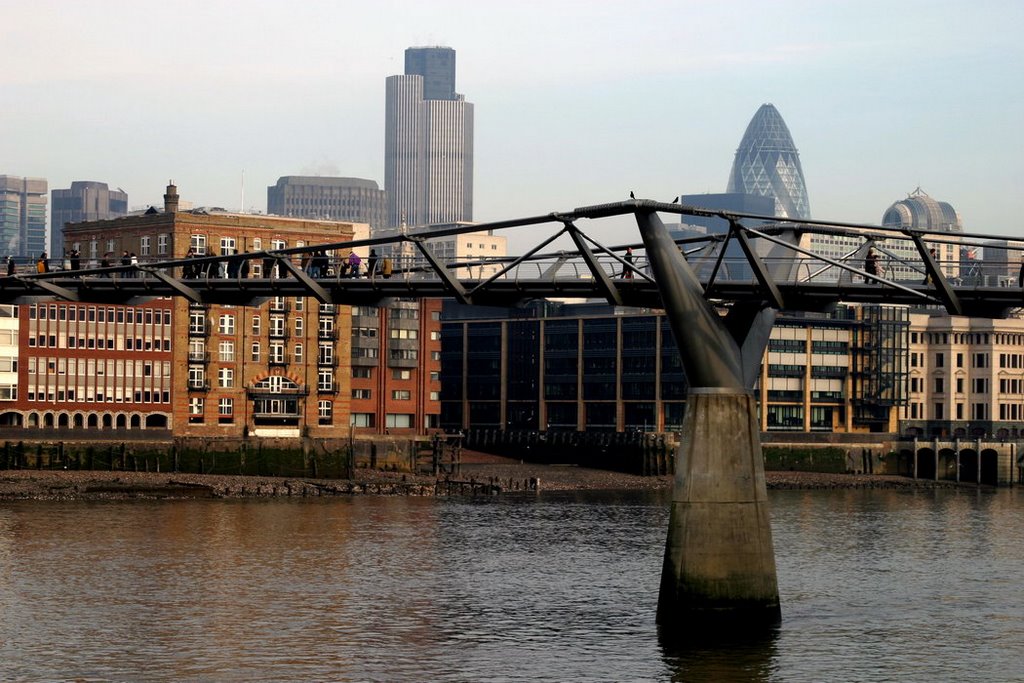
[629,191,635,199]
[670,196,679,204]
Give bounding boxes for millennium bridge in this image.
[8,198,1024,634]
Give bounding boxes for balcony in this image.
[269,302,291,313]
[317,383,338,394]
[187,381,210,392]
[268,354,290,367]
[188,325,209,338]
[318,329,338,341]
[246,384,309,398]
[269,329,290,340]
[188,351,210,364]
[317,357,338,367]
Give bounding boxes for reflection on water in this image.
[0,488,1022,681]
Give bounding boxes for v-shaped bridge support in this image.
[636,209,781,635]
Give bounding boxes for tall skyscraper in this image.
[385,46,474,229]
[267,176,386,231]
[726,103,811,220]
[0,175,47,259]
[50,181,128,256]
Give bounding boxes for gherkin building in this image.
[727,103,811,220]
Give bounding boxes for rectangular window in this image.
[191,234,207,255]
[385,413,413,429]
[352,388,371,399]
[157,234,169,255]
[352,367,371,379]
[391,390,411,400]
[392,369,411,380]
[318,370,334,391]
[218,315,235,335]
[140,236,151,256]
[189,397,204,423]
[219,341,235,362]
[218,368,234,388]
[318,400,332,424]
[251,342,260,362]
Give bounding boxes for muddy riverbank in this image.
[0,451,973,501]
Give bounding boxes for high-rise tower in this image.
[51,181,128,256]
[0,175,48,258]
[385,46,473,229]
[727,103,810,220]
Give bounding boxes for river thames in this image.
[1,486,1021,682]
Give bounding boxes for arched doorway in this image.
[130,415,141,430]
[146,414,168,429]
[916,449,936,480]
[116,414,127,430]
[0,411,22,427]
[73,413,83,428]
[57,413,69,428]
[980,449,1000,486]
[960,449,979,483]
[102,414,112,429]
[897,449,915,477]
[938,450,958,481]
[43,413,54,428]
[87,414,98,428]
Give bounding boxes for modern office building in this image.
[37,184,442,440]
[385,46,474,229]
[726,104,810,221]
[440,302,908,435]
[267,176,386,231]
[50,181,128,258]
[0,175,48,259]
[978,238,1024,286]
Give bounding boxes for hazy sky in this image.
[4,0,1023,249]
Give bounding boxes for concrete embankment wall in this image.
[0,435,437,478]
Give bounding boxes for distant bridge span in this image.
[3,198,1022,319]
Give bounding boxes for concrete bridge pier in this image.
[635,207,782,633]
[657,389,780,630]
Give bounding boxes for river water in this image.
[0,487,1022,682]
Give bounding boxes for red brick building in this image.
[35,184,443,441]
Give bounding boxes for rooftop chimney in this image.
[164,181,179,213]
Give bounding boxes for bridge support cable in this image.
[838,240,875,287]
[275,258,333,304]
[635,209,781,634]
[141,268,203,304]
[730,220,786,310]
[12,276,80,302]
[564,222,624,306]
[908,233,963,316]
[745,227,934,303]
[464,224,569,294]
[408,237,471,305]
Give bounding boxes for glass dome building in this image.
[727,103,811,220]
[881,187,962,233]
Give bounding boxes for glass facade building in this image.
[726,103,811,220]
[441,302,907,436]
[385,46,474,229]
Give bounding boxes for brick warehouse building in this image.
[36,184,442,441]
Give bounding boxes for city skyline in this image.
[3,1,1022,252]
